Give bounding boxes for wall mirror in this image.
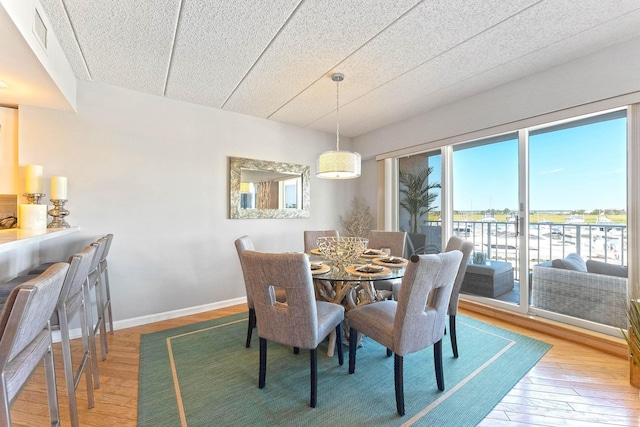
[229,157,310,219]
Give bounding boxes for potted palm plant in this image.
[399,166,440,234]
[622,289,640,388]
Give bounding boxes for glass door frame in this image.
[384,105,635,337]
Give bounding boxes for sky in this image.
[448,116,627,212]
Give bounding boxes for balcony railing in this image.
[421,220,626,281]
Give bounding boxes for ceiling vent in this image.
[32,8,48,51]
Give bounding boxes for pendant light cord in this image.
[336,77,340,152]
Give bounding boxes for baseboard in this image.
[459,299,628,359]
[54,297,247,342]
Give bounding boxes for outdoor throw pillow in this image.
[552,253,587,272]
[586,260,628,278]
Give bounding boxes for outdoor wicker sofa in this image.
[531,255,627,329]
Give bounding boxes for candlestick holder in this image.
[23,193,46,204]
[48,199,70,228]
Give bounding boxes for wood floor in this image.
[9,303,640,426]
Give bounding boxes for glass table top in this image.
[308,254,407,282]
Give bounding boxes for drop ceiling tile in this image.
[223,0,422,118]
[307,0,640,136]
[165,0,301,108]
[60,0,182,95]
[39,0,91,80]
[270,0,539,128]
[12,0,640,136]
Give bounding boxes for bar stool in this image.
[0,263,68,427]
[97,234,114,335]
[86,238,109,362]
[0,247,97,427]
[27,234,114,362]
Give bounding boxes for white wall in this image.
[16,80,359,323]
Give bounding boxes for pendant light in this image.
[316,73,361,179]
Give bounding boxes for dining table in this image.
[308,248,408,356]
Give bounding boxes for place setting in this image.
[309,261,330,275]
[372,256,409,268]
[361,248,388,259]
[344,263,391,278]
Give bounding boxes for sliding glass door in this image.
[393,108,628,334]
[398,151,441,256]
[528,110,627,329]
[452,133,520,305]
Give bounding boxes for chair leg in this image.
[386,348,392,357]
[44,341,61,427]
[79,300,95,407]
[246,308,255,348]
[103,265,114,334]
[259,337,267,389]
[96,273,108,360]
[310,348,318,408]
[83,283,100,388]
[0,387,9,426]
[348,327,357,374]
[59,311,79,427]
[394,354,405,416]
[434,339,445,391]
[450,315,459,358]
[294,347,300,354]
[60,308,93,427]
[335,323,344,366]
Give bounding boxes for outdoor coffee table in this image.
[461,260,514,298]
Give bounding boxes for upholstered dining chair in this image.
[234,236,286,348]
[442,236,474,358]
[347,251,462,416]
[0,262,68,426]
[392,236,473,358]
[368,230,406,257]
[303,230,339,253]
[241,250,344,408]
[367,230,407,293]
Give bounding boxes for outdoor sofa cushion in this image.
[551,253,587,272]
[586,260,628,278]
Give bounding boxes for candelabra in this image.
[23,193,45,204]
[48,199,70,228]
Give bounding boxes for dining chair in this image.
[347,251,462,416]
[367,230,407,294]
[0,262,68,426]
[392,236,473,358]
[442,236,474,358]
[241,250,344,408]
[368,230,406,257]
[303,230,339,253]
[234,236,286,348]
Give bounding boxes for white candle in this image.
[51,176,68,199]
[19,204,47,229]
[25,164,43,193]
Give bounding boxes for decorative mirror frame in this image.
[229,156,310,219]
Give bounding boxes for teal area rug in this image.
[138,313,551,426]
